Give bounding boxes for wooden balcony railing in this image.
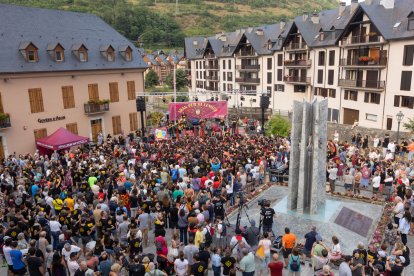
[284,59,312,67]
[341,35,385,46]
[283,76,311,84]
[338,79,385,90]
[285,42,307,51]
[235,77,260,84]
[205,64,219,70]
[339,57,387,67]
[84,102,110,114]
[236,64,260,71]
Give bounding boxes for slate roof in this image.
[184,37,208,60]
[361,0,414,40]
[144,54,159,66]
[0,4,147,74]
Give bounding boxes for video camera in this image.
[258,198,269,207]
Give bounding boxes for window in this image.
[227,72,232,81]
[401,96,414,109]
[55,51,63,61]
[403,45,414,66]
[364,92,381,104]
[79,50,88,62]
[328,70,334,85]
[294,85,306,92]
[34,128,47,140]
[394,95,401,107]
[223,83,226,91]
[267,72,272,84]
[112,116,122,135]
[28,88,44,113]
[109,82,119,102]
[127,81,136,100]
[275,84,285,92]
[223,60,226,70]
[107,49,115,62]
[267,86,272,93]
[28,51,36,62]
[267,58,272,70]
[88,84,99,101]
[327,108,339,122]
[277,69,283,81]
[366,114,377,122]
[20,42,38,62]
[400,71,412,91]
[317,69,323,84]
[328,89,336,98]
[344,90,358,101]
[409,19,414,30]
[228,60,231,69]
[320,88,328,97]
[129,113,138,131]
[277,54,283,66]
[319,32,325,41]
[318,51,325,66]
[196,62,198,69]
[66,123,78,134]
[125,48,133,61]
[61,86,75,109]
[223,72,226,81]
[329,50,335,66]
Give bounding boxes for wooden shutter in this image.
[0,92,4,113]
[127,81,136,100]
[129,112,138,131]
[328,70,334,85]
[28,88,44,113]
[61,86,75,109]
[109,82,119,102]
[394,96,400,107]
[112,115,122,135]
[88,84,99,101]
[400,71,412,91]
[66,123,78,134]
[34,128,47,140]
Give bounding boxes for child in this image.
[383,223,398,254]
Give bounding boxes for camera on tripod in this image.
[237,191,245,205]
[258,198,269,207]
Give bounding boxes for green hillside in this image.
[0,0,337,50]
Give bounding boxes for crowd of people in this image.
[0,120,412,276]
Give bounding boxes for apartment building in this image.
[0,4,147,156]
[184,0,414,131]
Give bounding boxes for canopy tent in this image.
[36,127,89,151]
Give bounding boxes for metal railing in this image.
[285,42,307,51]
[341,35,384,46]
[235,77,261,84]
[236,64,260,70]
[338,79,385,89]
[283,76,311,84]
[284,59,312,66]
[205,75,219,81]
[235,51,256,57]
[205,53,216,59]
[205,64,219,70]
[84,102,110,114]
[339,57,387,66]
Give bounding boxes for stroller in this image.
[270,235,283,254]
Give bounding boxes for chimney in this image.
[255,28,264,36]
[311,13,319,24]
[380,0,395,9]
[339,1,346,16]
[219,35,227,42]
[365,0,372,4]
[280,19,286,30]
[351,0,359,14]
[302,12,308,21]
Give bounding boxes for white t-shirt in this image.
[372,176,381,188]
[226,183,233,194]
[373,138,380,148]
[49,220,62,232]
[174,258,189,276]
[67,259,79,276]
[2,245,12,265]
[259,239,272,254]
[332,243,341,255]
[62,245,81,262]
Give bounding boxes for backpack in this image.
[204,227,213,246]
[221,222,227,237]
[289,255,300,272]
[155,240,163,252]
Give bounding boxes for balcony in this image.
[236,64,260,71]
[340,34,385,47]
[205,53,216,59]
[84,101,110,115]
[283,76,311,84]
[0,116,11,129]
[205,64,219,70]
[339,57,387,68]
[285,42,307,51]
[205,86,219,91]
[235,77,261,84]
[205,75,220,81]
[235,50,256,57]
[284,59,312,67]
[338,79,385,91]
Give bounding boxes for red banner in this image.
[168,101,227,121]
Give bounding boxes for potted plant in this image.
[358,56,370,63]
[0,113,10,120]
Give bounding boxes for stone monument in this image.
[287,98,328,214]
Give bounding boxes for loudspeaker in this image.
[136,97,146,112]
[260,95,270,109]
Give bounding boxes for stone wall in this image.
[327,122,412,143]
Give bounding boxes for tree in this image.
[403,117,414,132]
[265,114,291,137]
[166,69,187,90]
[145,69,159,88]
[146,111,164,126]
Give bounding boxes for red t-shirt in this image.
[268,261,284,276]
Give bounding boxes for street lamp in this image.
[396,110,404,144]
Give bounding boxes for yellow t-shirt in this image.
[195,230,204,247]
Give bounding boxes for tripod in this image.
[235,202,253,231]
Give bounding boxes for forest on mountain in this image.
[0,0,337,49]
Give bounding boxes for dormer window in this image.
[72,44,88,62]
[47,43,65,62]
[408,12,414,30]
[319,32,325,41]
[100,45,115,62]
[19,42,38,63]
[119,46,133,62]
